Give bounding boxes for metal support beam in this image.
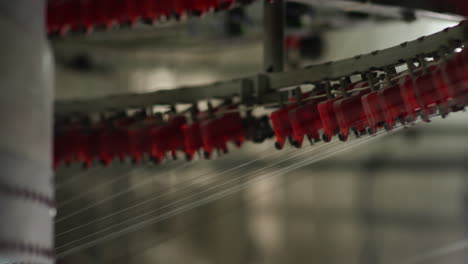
[56,79,245,116]
[263,0,285,73]
[266,21,467,90]
[55,21,467,115]
[293,0,465,22]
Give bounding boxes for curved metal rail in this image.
[55,20,468,116]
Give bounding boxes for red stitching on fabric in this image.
[0,240,54,259]
[0,184,55,208]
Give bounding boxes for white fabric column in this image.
[0,0,54,263]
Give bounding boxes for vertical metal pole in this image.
[0,0,54,263]
[263,0,285,73]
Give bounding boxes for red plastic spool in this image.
[53,128,72,169]
[92,0,115,29]
[93,124,116,167]
[200,117,228,158]
[289,99,323,148]
[78,129,95,169]
[167,115,188,159]
[64,125,82,165]
[172,0,186,18]
[61,0,82,33]
[270,104,297,149]
[221,106,245,147]
[79,0,98,32]
[413,66,438,120]
[334,87,369,142]
[361,89,384,135]
[378,78,408,130]
[318,96,342,142]
[149,128,166,163]
[399,74,420,122]
[153,0,174,19]
[138,0,160,23]
[432,65,453,116]
[128,127,146,164]
[183,122,203,161]
[452,51,468,107]
[149,116,185,163]
[105,0,129,25]
[55,124,95,168]
[47,1,64,34]
[218,0,236,10]
[185,0,207,15]
[113,117,136,162]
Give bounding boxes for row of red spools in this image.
[54,104,252,168]
[54,48,468,168]
[47,0,248,35]
[270,48,468,149]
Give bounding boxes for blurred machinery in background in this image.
[4,1,467,263]
[52,0,468,170]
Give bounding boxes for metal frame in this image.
[55,18,468,116]
[294,0,465,22]
[266,21,467,89]
[263,0,285,73]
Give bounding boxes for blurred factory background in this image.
[53,1,468,264]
